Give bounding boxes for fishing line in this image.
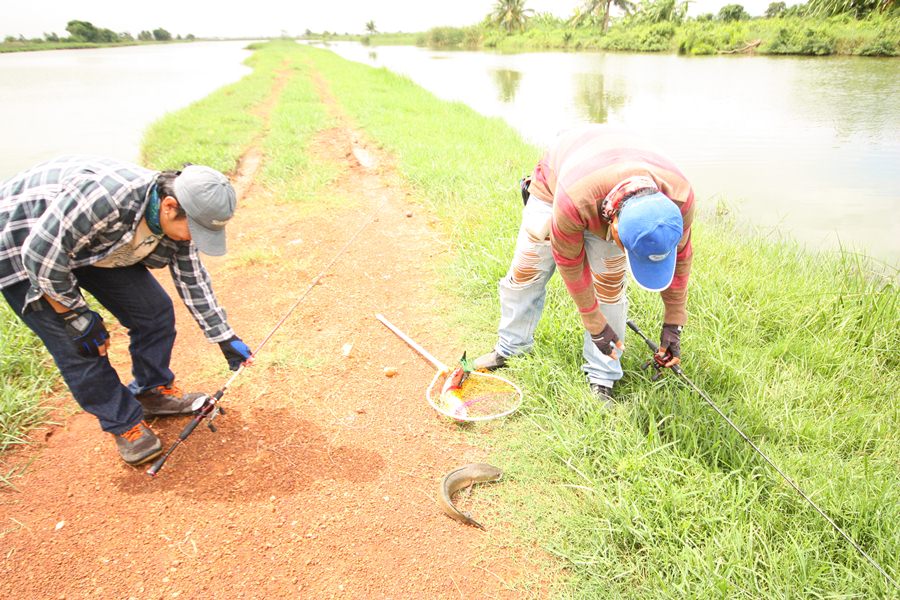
[627,320,897,589]
[147,196,388,476]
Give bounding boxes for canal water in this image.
[322,42,900,266]
[0,41,253,179]
[2,40,897,264]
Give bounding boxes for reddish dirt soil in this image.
[0,67,540,598]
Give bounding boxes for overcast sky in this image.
[6,1,776,39]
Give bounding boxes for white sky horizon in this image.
[6,1,781,40]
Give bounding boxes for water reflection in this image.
[368,51,377,62]
[491,68,522,103]
[322,42,900,263]
[575,73,626,124]
[790,57,898,143]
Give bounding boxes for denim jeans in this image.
[2,265,177,434]
[494,199,628,388]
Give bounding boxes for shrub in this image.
[422,26,482,48]
[691,42,718,54]
[601,22,677,51]
[765,23,837,54]
[858,37,898,55]
[765,1,788,17]
[718,3,751,21]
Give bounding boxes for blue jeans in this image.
[2,265,177,434]
[494,199,628,388]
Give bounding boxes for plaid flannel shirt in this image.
[0,156,234,342]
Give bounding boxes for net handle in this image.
[375,313,449,373]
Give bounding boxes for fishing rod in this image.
[627,320,897,589]
[147,200,385,477]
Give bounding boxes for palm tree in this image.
[490,0,535,34]
[570,0,637,33]
[635,0,690,24]
[365,20,377,34]
[806,0,894,17]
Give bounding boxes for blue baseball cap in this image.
[617,192,683,292]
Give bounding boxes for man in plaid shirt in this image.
[1,156,253,465]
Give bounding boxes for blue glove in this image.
[218,335,252,370]
[61,309,110,358]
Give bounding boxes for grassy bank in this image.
[0,40,212,54]
[420,14,899,56]
[300,43,898,596]
[299,33,420,47]
[0,40,144,53]
[0,305,57,457]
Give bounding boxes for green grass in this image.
[259,53,339,203]
[141,42,290,172]
[0,304,57,454]
[302,44,899,596]
[418,15,899,57]
[0,40,143,53]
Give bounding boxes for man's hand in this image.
[218,336,253,371]
[61,309,110,358]
[657,324,683,367]
[590,323,624,360]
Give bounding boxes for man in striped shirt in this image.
[475,125,694,407]
[0,156,253,465]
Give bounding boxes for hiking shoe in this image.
[135,383,204,416]
[115,421,163,465]
[590,383,615,411]
[473,351,508,371]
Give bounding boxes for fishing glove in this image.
[218,335,253,371]
[590,323,623,360]
[658,324,683,367]
[61,309,110,358]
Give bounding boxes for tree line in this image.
[488,0,896,34]
[3,20,194,45]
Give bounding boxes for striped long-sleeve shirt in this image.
[528,126,695,333]
[0,156,235,342]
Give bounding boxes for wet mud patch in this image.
[114,408,384,500]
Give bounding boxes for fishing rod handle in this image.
[145,414,204,476]
[627,320,685,376]
[146,442,179,477]
[626,320,659,353]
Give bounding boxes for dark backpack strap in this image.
[519,175,532,205]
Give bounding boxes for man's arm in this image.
[549,191,608,334]
[167,242,235,343]
[659,192,695,326]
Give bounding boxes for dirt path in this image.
[0,67,539,598]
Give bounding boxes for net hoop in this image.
[425,369,523,422]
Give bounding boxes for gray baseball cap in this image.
[173,165,237,256]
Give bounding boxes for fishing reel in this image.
[190,393,225,432]
[640,353,668,382]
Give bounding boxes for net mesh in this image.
[426,370,522,422]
